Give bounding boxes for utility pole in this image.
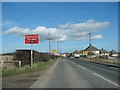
[57,39,59,53]
[48,33,54,53]
[88,32,92,58]
[89,32,91,45]
[48,33,51,53]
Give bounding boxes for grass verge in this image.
[2,58,58,77]
[79,58,120,65]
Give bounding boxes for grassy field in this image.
[2,58,58,77]
[79,58,120,65]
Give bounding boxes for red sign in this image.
[25,34,39,44]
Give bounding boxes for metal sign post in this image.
[24,34,39,67]
[31,44,33,67]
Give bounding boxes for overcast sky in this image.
[2,2,118,53]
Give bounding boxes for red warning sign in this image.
[25,34,39,44]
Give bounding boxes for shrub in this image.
[13,50,56,66]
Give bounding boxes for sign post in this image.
[25,34,39,67]
[31,44,33,66]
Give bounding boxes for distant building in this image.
[100,48,109,56]
[109,49,118,57]
[62,53,68,57]
[87,51,97,58]
[81,50,88,55]
[66,53,72,57]
[64,53,72,57]
[73,50,81,58]
[84,44,100,55]
[73,50,80,54]
[54,52,61,56]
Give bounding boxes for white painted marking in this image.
[77,65,86,70]
[108,67,118,69]
[67,60,87,70]
[73,62,76,64]
[93,73,120,87]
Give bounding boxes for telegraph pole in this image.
[48,33,51,53]
[89,32,91,45]
[88,32,91,58]
[57,39,59,53]
[48,33,54,53]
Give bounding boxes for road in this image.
[31,58,119,88]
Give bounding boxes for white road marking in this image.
[99,65,104,66]
[73,62,76,64]
[67,60,86,70]
[70,61,76,65]
[93,73,120,87]
[77,65,86,70]
[108,67,118,69]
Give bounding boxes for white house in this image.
[100,48,109,56]
[73,50,81,58]
[62,53,67,57]
[109,50,118,57]
[54,52,61,56]
[84,44,100,56]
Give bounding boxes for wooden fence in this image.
[0,61,22,69]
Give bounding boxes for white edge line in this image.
[93,73,120,87]
[108,67,118,69]
[67,60,86,70]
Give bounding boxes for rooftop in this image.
[109,49,118,54]
[84,44,100,51]
[100,48,108,54]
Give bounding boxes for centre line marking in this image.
[77,65,86,70]
[108,67,118,69]
[93,73,120,87]
[68,60,87,70]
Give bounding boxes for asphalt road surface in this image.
[31,58,119,88]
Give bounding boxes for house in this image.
[84,44,100,55]
[73,50,81,58]
[109,49,118,57]
[100,48,109,56]
[62,53,69,57]
[66,53,72,57]
[87,52,96,58]
[54,52,61,56]
[84,44,100,58]
[81,50,88,55]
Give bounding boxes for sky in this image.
[2,0,120,2]
[2,2,118,53]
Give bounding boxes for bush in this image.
[13,50,56,66]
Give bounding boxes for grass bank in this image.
[2,58,59,77]
[79,58,120,65]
